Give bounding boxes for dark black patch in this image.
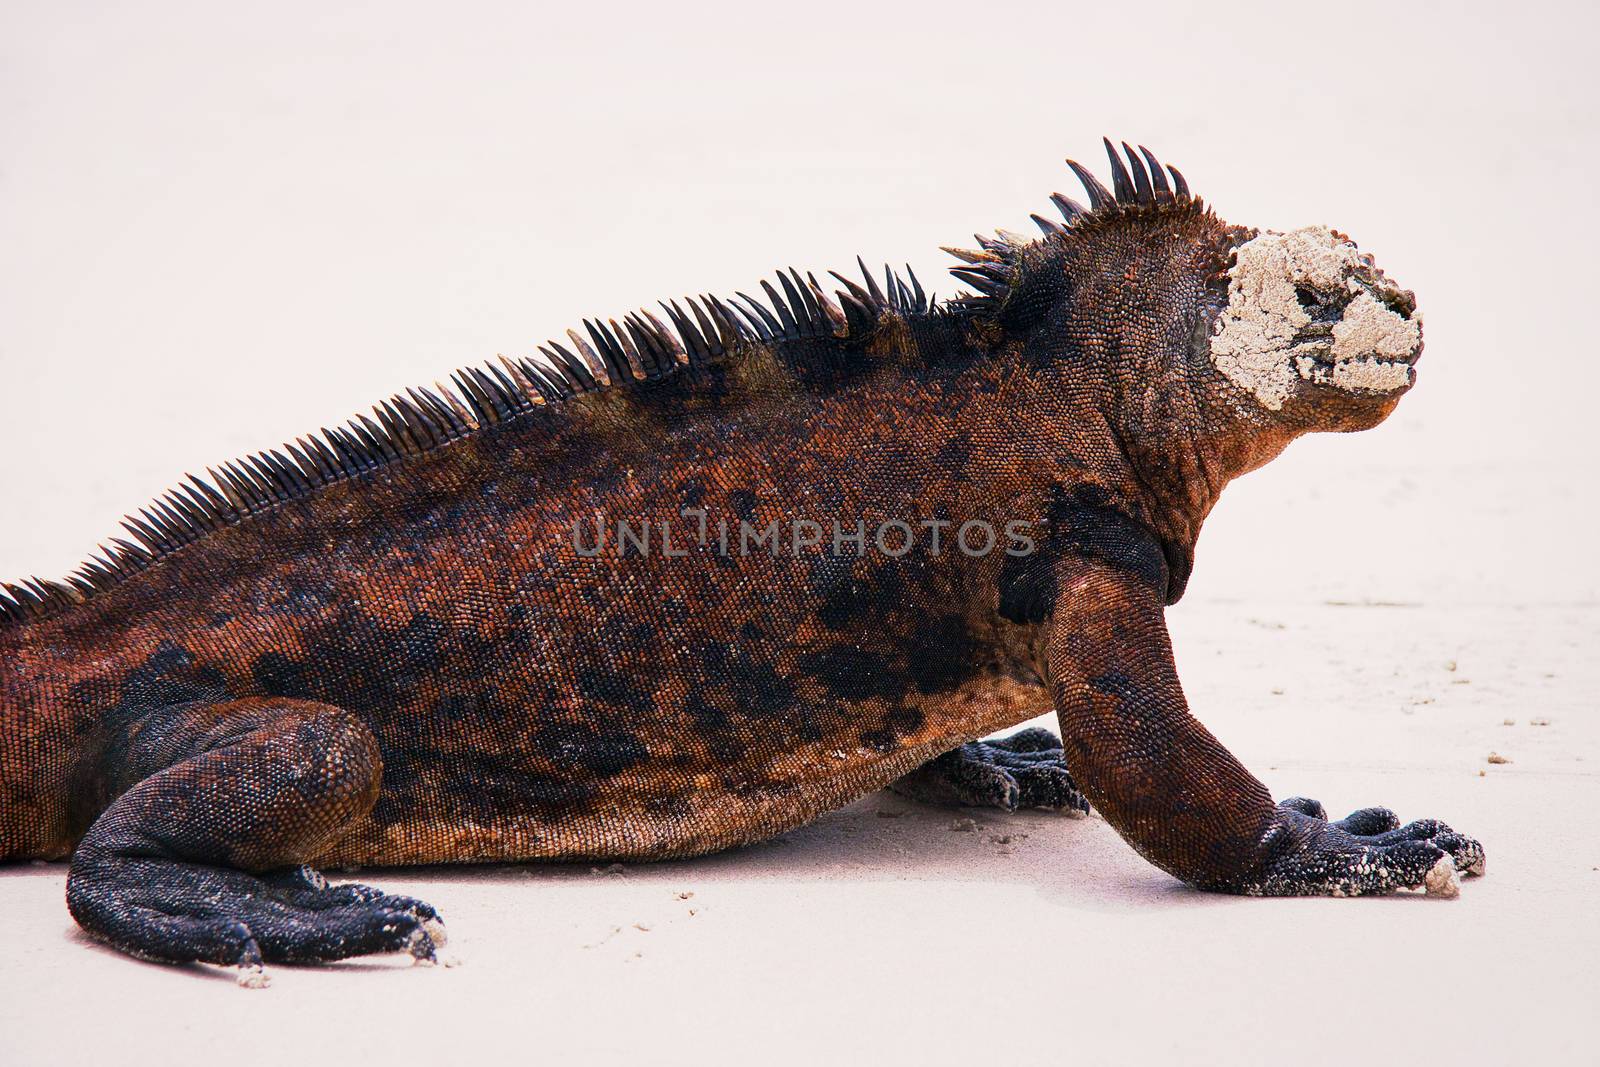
[66,643,231,820]
[1046,485,1170,594]
[416,749,599,824]
[905,614,981,693]
[282,608,450,713]
[662,596,691,625]
[688,640,798,721]
[678,479,706,509]
[395,613,448,672]
[807,553,858,617]
[740,657,798,718]
[685,691,730,731]
[813,552,907,632]
[1160,542,1193,604]
[818,567,896,631]
[728,488,759,522]
[997,551,1058,625]
[1088,670,1137,698]
[534,720,649,777]
[1086,670,1179,764]
[574,661,654,716]
[79,643,229,753]
[696,641,729,675]
[252,651,310,699]
[682,691,747,762]
[264,583,336,619]
[998,485,1188,619]
[933,433,974,471]
[436,687,515,723]
[796,645,906,702]
[1294,285,1348,323]
[859,705,926,752]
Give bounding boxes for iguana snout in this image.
[1206,225,1421,429]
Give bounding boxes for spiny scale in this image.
[942,139,1199,315]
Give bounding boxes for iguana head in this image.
[1207,225,1421,432]
[946,140,1423,440]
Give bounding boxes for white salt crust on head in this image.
[1208,226,1420,411]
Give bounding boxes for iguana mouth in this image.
[1293,349,1418,394]
[1290,273,1422,394]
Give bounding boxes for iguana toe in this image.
[889,729,1090,814]
[1331,806,1402,836]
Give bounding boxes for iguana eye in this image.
[1294,285,1345,323]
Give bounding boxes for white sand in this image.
[3,1,1598,1062]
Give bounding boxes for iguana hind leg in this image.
[888,727,1090,814]
[66,697,442,986]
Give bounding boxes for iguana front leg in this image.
[66,698,443,985]
[1046,560,1486,896]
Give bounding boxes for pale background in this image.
[1,1,1595,1064]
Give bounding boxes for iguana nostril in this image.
[1380,288,1417,320]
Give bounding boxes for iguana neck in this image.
[953,303,1296,558]
[1110,353,1300,549]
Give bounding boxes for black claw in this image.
[1014,766,1091,812]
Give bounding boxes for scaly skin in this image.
[0,139,1484,983]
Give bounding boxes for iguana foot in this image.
[70,858,444,985]
[64,697,440,984]
[1239,796,1486,898]
[889,727,1090,814]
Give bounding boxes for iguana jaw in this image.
[1205,225,1422,430]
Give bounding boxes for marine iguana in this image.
[0,139,1485,985]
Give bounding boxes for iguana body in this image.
[0,141,1484,984]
